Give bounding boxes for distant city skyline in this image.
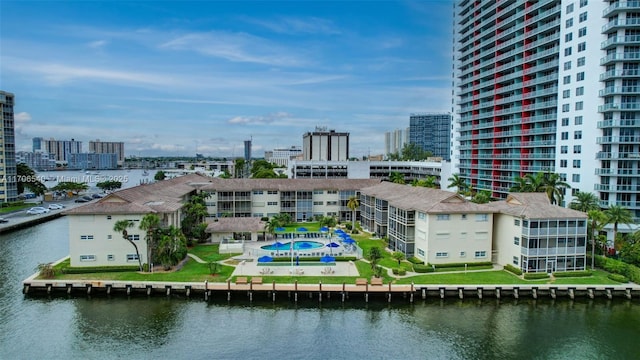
[0,1,453,158]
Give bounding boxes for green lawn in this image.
[188,244,238,263]
[0,203,32,213]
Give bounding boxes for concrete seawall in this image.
[22,278,640,303]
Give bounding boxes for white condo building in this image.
[384,128,409,156]
[453,0,640,221]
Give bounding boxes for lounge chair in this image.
[236,277,248,285]
[355,278,367,286]
[370,278,383,286]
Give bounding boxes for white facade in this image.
[302,128,349,161]
[384,128,409,156]
[288,160,442,183]
[265,146,302,167]
[0,91,17,202]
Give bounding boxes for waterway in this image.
[1,219,640,359]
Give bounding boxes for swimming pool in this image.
[261,241,324,251]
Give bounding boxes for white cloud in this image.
[15,112,32,122]
[244,16,341,35]
[88,40,108,48]
[227,112,292,125]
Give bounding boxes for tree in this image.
[471,190,492,204]
[604,205,634,252]
[389,171,405,184]
[140,213,161,272]
[181,193,209,243]
[154,171,166,181]
[587,209,607,268]
[319,215,337,230]
[347,195,360,230]
[16,163,47,195]
[368,247,383,275]
[253,168,278,178]
[392,251,405,265]
[155,225,187,270]
[570,191,600,213]
[539,172,571,205]
[447,173,467,194]
[234,158,246,178]
[51,181,89,194]
[113,219,143,271]
[412,176,438,188]
[96,180,122,192]
[620,231,640,267]
[400,143,432,161]
[264,216,282,238]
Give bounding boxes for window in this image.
[573,159,581,168]
[564,47,572,56]
[561,146,568,154]
[313,190,323,194]
[107,235,112,240]
[418,212,426,220]
[577,57,585,67]
[475,214,488,222]
[577,72,585,81]
[562,104,570,112]
[564,61,571,70]
[514,219,520,226]
[461,214,467,220]
[563,90,570,98]
[107,215,112,220]
[107,254,115,261]
[436,214,450,221]
[572,188,580,196]
[127,254,139,261]
[561,132,569,140]
[565,33,573,42]
[127,234,140,241]
[563,75,571,84]
[460,251,466,257]
[327,190,337,194]
[575,101,583,110]
[80,235,94,240]
[513,256,519,265]
[267,201,278,206]
[514,237,520,245]
[326,201,338,206]
[80,255,96,262]
[574,130,582,139]
[574,145,582,154]
[576,87,584,96]
[436,252,449,258]
[579,12,587,22]
[562,117,569,126]
[266,190,277,195]
[566,18,573,28]
[575,116,583,125]
[577,42,586,52]
[313,201,323,205]
[560,159,568,168]
[566,4,574,13]
[417,248,425,256]
[580,0,588,7]
[572,174,581,182]
[474,251,487,258]
[578,27,587,37]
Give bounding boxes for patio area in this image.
[231,257,360,277]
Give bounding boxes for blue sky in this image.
[1,1,453,158]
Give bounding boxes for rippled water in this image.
[1,218,639,359]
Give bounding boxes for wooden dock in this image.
[21,277,640,303]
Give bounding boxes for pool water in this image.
[261,241,325,251]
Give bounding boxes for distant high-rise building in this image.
[409,113,452,160]
[302,126,349,161]
[89,139,125,166]
[16,151,57,171]
[384,128,409,157]
[244,138,252,162]
[0,91,17,202]
[33,137,82,163]
[265,146,303,167]
[67,153,118,170]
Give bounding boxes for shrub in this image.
[608,273,629,283]
[392,268,406,276]
[524,272,550,280]
[595,255,640,284]
[431,261,493,269]
[63,266,139,274]
[413,264,435,273]
[351,229,359,234]
[408,257,423,265]
[345,223,353,230]
[553,270,592,278]
[504,264,522,276]
[36,263,55,279]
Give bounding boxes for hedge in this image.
[392,268,407,276]
[504,264,523,276]
[62,266,139,274]
[413,264,435,273]
[553,270,593,278]
[607,273,629,283]
[408,257,423,265]
[264,256,357,263]
[430,261,493,269]
[595,255,640,284]
[524,272,550,280]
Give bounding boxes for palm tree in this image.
[447,173,467,194]
[413,176,439,188]
[389,171,405,184]
[510,175,532,192]
[140,213,161,272]
[570,191,600,213]
[539,172,570,205]
[264,217,282,238]
[347,195,360,231]
[113,219,142,271]
[604,205,634,252]
[587,210,607,268]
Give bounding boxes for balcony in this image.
[598,103,640,112]
[600,52,640,65]
[596,135,640,144]
[602,17,640,33]
[596,151,640,159]
[603,1,640,18]
[595,184,640,192]
[599,86,640,96]
[601,35,640,50]
[599,68,640,81]
[595,168,640,176]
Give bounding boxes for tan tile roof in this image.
[486,192,588,219]
[200,178,381,191]
[205,217,266,233]
[63,173,210,215]
[360,182,495,213]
